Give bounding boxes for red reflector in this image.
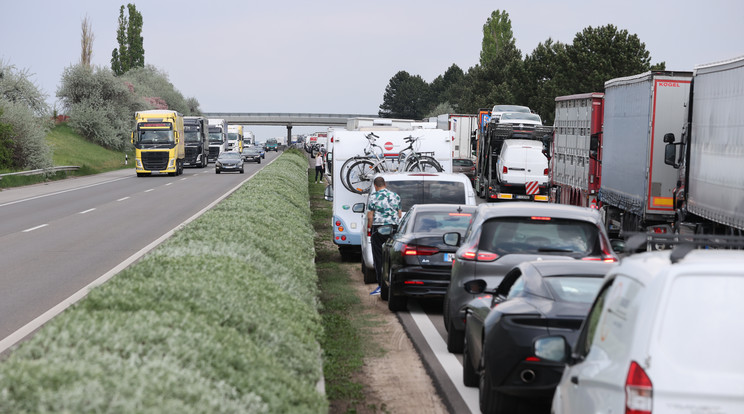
[341,236,346,241]
[503,166,508,174]
[530,216,552,221]
[404,280,424,285]
[335,220,341,226]
[525,356,540,362]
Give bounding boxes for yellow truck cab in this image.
[132,110,185,177]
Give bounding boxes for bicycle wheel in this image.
[406,156,443,173]
[339,156,364,191]
[345,159,377,194]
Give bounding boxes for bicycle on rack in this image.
[340,132,443,194]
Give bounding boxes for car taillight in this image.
[459,250,499,262]
[625,361,652,414]
[403,244,439,256]
[503,166,508,174]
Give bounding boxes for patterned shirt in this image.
[368,188,401,225]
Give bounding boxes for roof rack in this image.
[624,233,744,263]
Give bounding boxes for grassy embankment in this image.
[0,150,327,413]
[310,176,388,413]
[0,123,134,188]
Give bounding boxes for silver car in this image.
[442,202,617,353]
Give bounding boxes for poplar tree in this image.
[111,3,144,76]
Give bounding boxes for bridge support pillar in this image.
[286,125,292,148]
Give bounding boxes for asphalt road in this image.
[0,152,279,353]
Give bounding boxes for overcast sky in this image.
[2,0,743,140]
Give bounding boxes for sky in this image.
[2,0,743,140]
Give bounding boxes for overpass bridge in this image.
[201,112,378,142]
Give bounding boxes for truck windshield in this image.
[137,129,174,144]
[184,131,201,143]
[228,133,240,141]
[209,132,224,143]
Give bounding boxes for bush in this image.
[121,66,195,115]
[0,60,53,170]
[57,64,144,150]
[0,152,327,413]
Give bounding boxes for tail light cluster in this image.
[459,250,499,262]
[334,219,347,241]
[403,244,439,256]
[625,361,652,414]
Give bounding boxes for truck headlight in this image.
[136,159,142,168]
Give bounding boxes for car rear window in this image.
[478,217,600,257]
[385,180,466,211]
[413,211,472,233]
[544,276,604,303]
[453,159,474,167]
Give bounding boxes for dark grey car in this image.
[442,202,617,353]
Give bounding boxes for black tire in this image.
[345,159,376,194]
[388,292,406,312]
[405,156,443,173]
[446,317,464,353]
[136,172,145,177]
[215,170,220,174]
[462,332,479,387]
[480,373,518,414]
[240,167,244,174]
[257,158,261,164]
[361,257,377,284]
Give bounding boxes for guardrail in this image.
[0,166,80,180]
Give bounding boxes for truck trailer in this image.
[599,71,692,236]
[663,56,744,235]
[132,110,185,177]
[183,116,209,168]
[550,93,604,208]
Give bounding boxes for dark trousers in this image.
[371,227,393,286]
[314,166,322,181]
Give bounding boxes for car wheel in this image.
[362,258,376,284]
[479,356,518,414]
[462,331,479,387]
[215,170,220,174]
[240,167,244,173]
[388,292,406,312]
[446,316,464,353]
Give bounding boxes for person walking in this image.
[366,176,402,295]
[314,153,324,183]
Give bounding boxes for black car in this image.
[380,204,476,312]
[461,260,615,414]
[215,151,244,174]
[241,146,262,163]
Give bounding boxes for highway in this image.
[0,152,280,353]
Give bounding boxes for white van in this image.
[326,128,453,262]
[357,172,477,283]
[534,241,744,414]
[495,139,549,201]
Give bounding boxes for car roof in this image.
[374,172,470,184]
[473,202,603,226]
[409,204,477,213]
[502,139,544,148]
[612,249,744,283]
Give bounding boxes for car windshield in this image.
[453,159,474,167]
[412,211,473,233]
[219,152,240,160]
[492,105,531,113]
[384,180,467,211]
[478,217,600,256]
[544,276,604,303]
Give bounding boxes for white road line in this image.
[0,176,131,208]
[180,178,187,181]
[22,224,48,233]
[79,208,96,214]
[408,301,480,414]
[117,197,130,201]
[144,189,154,192]
[165,183,172,186]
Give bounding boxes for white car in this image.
[534,238,744,414]
[355,172,477,284]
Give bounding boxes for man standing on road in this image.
[367,177,402,295]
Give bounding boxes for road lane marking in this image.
[22,224,48,233]
[180,178,187,181]
[165,183,172,186]
[79,208,96,214]
[0,176,131,208]
[117,197,130,201]
[145,189,154,192]
[408,301,479,414]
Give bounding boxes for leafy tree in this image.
[121,65,194,114]
[524,38,570,124]
[430,64,465,111]
[0,60,52,170]
[378,71,432,119]
[111,4,144,75]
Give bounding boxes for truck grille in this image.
[209,147,220,160]
[142,151,169,170]
[185,146,199,162]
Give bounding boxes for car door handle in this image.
[570,376,579,385]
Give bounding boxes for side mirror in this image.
[323,185,333,202]
[664,143,678,167]
[663,133,676,143]
[589,132,600,160]
[352,203,365,213]
[463,279,487,294]
[533,336,569,363]
[443,232,461,246]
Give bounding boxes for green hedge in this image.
[0,150,327,413]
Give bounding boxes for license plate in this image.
[444,253,453,262]
[515,195,531,200]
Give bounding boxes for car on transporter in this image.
[380,204,477,311]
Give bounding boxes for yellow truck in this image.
[132,110,185,176]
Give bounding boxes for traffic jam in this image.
[320,55,744,414]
